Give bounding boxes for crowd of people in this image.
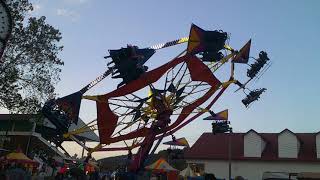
[0,162,101,180]
[0,163,33,180]
[0,161,246,180]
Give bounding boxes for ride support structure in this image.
[40,23,271,174]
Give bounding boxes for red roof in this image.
[185,132,319,162]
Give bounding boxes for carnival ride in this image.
[41,24,271,173]
[0,0,271,173]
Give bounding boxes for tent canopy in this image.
[145,158,177,172]
[180,164,195,177]
[4,150,38,165]
[6,152,31,161]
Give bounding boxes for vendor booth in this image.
[145,158,179,180]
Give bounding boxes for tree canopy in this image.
[0,0,63,113]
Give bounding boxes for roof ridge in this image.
[185,131,318,162]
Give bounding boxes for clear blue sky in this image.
[29,0,320,158]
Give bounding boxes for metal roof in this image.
[0,114,99,142]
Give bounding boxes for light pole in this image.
[211,120,232,179]
[228,127,233,180]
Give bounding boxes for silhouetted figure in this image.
[108,45,155,87]
[235,176,245,180]
[247,51,270,79]
[204,173,217,180]
[242,88,267,107]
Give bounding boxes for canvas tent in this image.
[6,151,38,165]
[145,158,179,180]
[180,164,195,178]
[145,158,177,172]
[1,149,39,170]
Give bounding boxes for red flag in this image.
[187,24,205,54]
[233,39,251,64]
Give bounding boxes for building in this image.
[185,129,320,180]
[0,114,99,159]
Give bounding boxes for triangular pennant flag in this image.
[203,109,228,120]
[135,48,156,65]
[233,39,251,64]
[187,24,228,56]
[54,91,83,124]
[187,24,205,54]
[163,137,190,147]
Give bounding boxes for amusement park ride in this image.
[0,0,271,174]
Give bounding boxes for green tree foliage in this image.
[0,0,63,113]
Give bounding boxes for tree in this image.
[0,0,63,113]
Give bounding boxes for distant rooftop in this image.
[185,130,320,162]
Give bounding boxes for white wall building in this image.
[185,129,320,180]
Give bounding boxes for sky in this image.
[26,0,320,159]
